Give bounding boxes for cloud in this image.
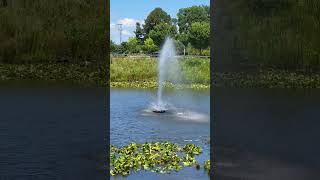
[117,18,141,27]
[122,30,133,36]
[110,18,144,44]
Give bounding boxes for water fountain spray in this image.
[153,37,181,113]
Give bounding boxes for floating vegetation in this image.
[1,63,319,88]
[214,71,320,88]
[0,63,107,86]
[110,81,209,89]
[110,142,209,176]
[204,160,210,172]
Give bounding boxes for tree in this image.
[177,33,189,46]
[174,40,185,55]
[134,22,145,44]
[144,8,171,35]
[148,22,177,47]
[142,38,158,54]
[127,37,141,54]
[118,42,128,54]
[110,40,117,53]
[177,5,210,34]
[188,22,210,55]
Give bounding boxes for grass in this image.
[110,57,210,89]
[0,63,107,86]
[215,71,320,88]
[0,0,107,64]
[1,58,320,88]
[215,0,320,72]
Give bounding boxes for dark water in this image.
[0,81,106,180]
[111,88,210,180]
[214,88,320,180]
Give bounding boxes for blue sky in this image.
[111,0,210,44]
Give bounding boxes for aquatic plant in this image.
[109,142,208,176]
[204,160,210,172]
[1,62,319,88]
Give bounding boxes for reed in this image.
[0,0,108,64]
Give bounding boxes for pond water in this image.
[111,88,210,180]
[0,81,106,180]
[215,88,320,179]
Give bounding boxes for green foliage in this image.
[123,6,210,55]
[110,57,210,87]
[110,57,157,82]
[177,5,210,34]
[149,23,177,47]
[134,22,145,44]
[0,0,107,64]
[177,33,190,47]
[180,57,210,84]
[142,38,158,54]
[174,40,185,55]
[215,0,320,72]
[0,63,107,86]
[189,22,210,55]
[204,160,210,172]
[127,37,141,54]
[110,41,117,53]
[110,142,206,176]
[214,71,320,88]
[143,7,171,35]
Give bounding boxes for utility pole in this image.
[117,24,123,44]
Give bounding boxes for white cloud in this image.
[122,30,132,36]
[117,18,142,27]
[110,19,144,44]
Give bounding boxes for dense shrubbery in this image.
[0,0,107,64]
[214,0,320,72]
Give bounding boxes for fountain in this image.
[152,37,181,113]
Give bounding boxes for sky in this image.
[110,0,210,44]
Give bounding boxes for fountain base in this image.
[153,110,166,113]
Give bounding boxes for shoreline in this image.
[1,64,320,88]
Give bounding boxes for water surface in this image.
[111,88,210,180]
[0,81,106,180]
[214,88,320,179]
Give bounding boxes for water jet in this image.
[152,37,181,113]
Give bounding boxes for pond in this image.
[111,88,210,180]
[214,88,320,179]
[0,81,106,180]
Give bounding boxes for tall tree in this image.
[134,22,145,44]
[148,22,177,47]
[189,22,210,55]
[177,5,210,34]
[143,8,171,35]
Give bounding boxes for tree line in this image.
[111,6,210,56]
[0,0,107,64]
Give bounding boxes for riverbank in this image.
[1,61,320,88]
[215,71,320,88]
[0,63,107,86]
